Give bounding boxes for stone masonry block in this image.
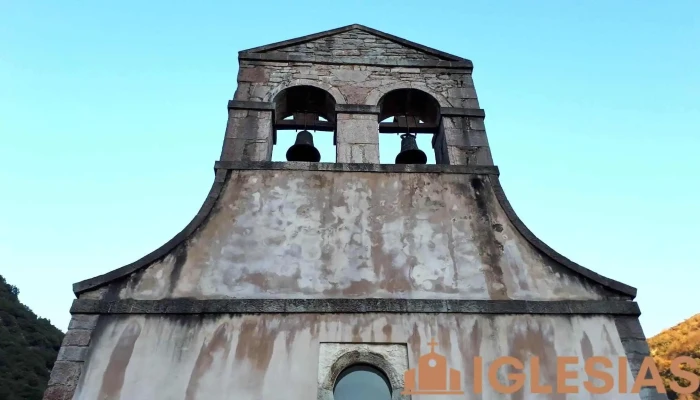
[620,338,652,356]
[336,118,379,144]
[337,143,379,163]
[67,314,99,330]
[221,138,272,162]
[447,145,493,166]
[48,361,83,387]
[467,130,489,147]
[224,113,273,140]
[442,116,468,130]
[442,128,469,147]
[228,109,248,118]
[62,329,92,347]
[639,387,669,400]
[447,87,477,99]
[462,98,480,108]
[469,117,486,130]
[615,316,647,340]
[447,146,468,165]
[249,85,270,101]
[57,346,89,362]
[238,66,269,83]
[42,384,74,400]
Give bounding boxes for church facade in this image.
[43,25,664,400]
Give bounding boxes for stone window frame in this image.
[317,343,410,400]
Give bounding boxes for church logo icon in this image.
[402,338,464,395]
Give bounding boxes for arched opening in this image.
[377,88,440,165]
[271,85,336,162]
[333,364,392,400]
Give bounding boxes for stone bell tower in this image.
[45,25,664,400]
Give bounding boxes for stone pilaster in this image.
[438,107,493,166]
[335,105,380,163]
[43,314,99,400]
[615,316,669,400]
[219,101,274,162]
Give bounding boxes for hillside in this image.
[0,275,64,400]
[648,313,700,399]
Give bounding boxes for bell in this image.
[286,130,321,162]
[395,134,427,164]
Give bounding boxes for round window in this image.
[333,364,392,400]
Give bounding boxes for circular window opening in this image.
[333,363,392,400]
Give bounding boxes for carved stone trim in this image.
[213,161,500,175]
[239,53,472,70]
[70,299,642,316]
[317,343,409,400]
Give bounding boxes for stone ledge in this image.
[440,107,486,118]
[239,53,473,70]
[335,104,381,114]
[227,100,275,111]
[70,298,641,316]
[213,161,500,175]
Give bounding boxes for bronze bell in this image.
[286,130,321,162]
[395,133,427,164]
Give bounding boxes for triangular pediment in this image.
[240,24,468,63]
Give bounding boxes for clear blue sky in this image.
[1,1,698,337]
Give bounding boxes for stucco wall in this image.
[72,313,639,400]
[80,170,621,301]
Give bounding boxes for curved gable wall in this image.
[78,168,631,302]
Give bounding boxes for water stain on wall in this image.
[97,321,142,400]
[185,323,232,400]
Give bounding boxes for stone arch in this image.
[318,348,408,400]
[365,82,452,107]
[264,79,347,105]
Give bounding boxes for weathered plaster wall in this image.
[72,313,640,400]
[80,170,622,301]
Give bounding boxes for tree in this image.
[0,274,64,400]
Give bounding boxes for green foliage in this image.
[648,314,700,400]
[0,275,64,400]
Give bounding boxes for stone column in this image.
[219,101,275,162]
[42,314,99,400]
[335,105,380,164]
[437,108,494,166]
